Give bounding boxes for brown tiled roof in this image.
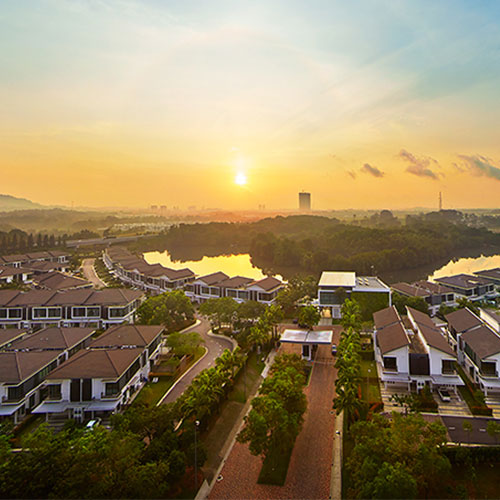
[83,289,144,305]
[407,307,439,331]
[392,282,429,297]
[7,290,57,307]
[1,254,29,263]
[249,276,283,292]
[0,289,22,305]
[461,325,500,359]
[417,323,455,356]
[24,261,67,272]
[0,329,28,348]
[90,324,164,348]
[415,281,455,295]
[45,289,95,306]
[48,250,69,258]
[26,252,52,260]
[33,272,91,291]
[0,266,32,278]
[0,350,61,383]
[373,306,400,331]
[445,308,482,333]
[196,272,229,286]
[218,276,254,289]
[7,327,95,351]
[46,347,143,380]
[376,321,410,355]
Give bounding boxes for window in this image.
[441,359,455,374]
[7,386,23,401]
[87,307,100,318]
[0,309,7,318]
[72,307,86,318]
[109,307,127,318]
[319,291,340,305]
[383,357,397,371]
[105,382,119,396]
[201,287,210,295]
[8,308,22,319]
[47,384,62,400]
[480,361,497,377]
[48,307,61,318]
[227,289,237,298]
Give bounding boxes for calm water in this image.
[144,250,500,284]
[428,254,500,280]
[144,251,282,280]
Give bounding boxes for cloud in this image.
[360,163,384,178]
[457,155,500,181]
[347,170,357,179]
[399,149,440,180]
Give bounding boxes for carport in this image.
[280,329,333,361]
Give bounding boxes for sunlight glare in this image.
[235,172,247,186]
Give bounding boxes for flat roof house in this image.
[474,268,500,287]
[319,271,391,318]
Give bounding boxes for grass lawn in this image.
[133,376,174,406]
[258,444,293,485]
[228,353,265,404]
[360,359,381,403]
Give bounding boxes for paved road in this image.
[441,415,500,445]
[161,318,235,404]
[81,258,106,289]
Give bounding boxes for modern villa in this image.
[434,274,496,301]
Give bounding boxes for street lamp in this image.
[194,420,200,492]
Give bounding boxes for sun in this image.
[235,172,247,186]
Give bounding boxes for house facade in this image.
[0,288,145,330]
[435,274,496,301]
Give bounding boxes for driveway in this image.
[209,338,339,499]
[81,258,106,289]
[161,318,235,404]
[441,415,500,445]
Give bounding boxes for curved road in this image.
[161,317,235,404]
[81,258,106,289]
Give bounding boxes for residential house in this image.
[474,268,500,288]
[318,271,391,318]
[31,271,92,291]
[0,329,28,349]
[0,288,145,329]
[480,308,500,333]
[391,280,456,316]
[33,324,164,423]
[0,266,33,285]
[435,274,495,301]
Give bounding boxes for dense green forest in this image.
[129,213,500,278]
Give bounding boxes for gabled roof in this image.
[392,282,429,297]
[1,254,28,263]
[0,350,61,383]
[23,261,67,272]
[0,289,22,305]
[218,276,254,289]
[90,325,164,348]
[0,266,32,278]
[46,348,143,380]
[445,308,482,334]
[7,290,57,307]
[376,321,410,355]
[195,272,229,286]
[249,276,283,292]
[45,289,95,306]
[373,306,400,331]
[26,252,52,260]
[83,289,144,305]
[461,325,500,360]
[407,307,439,331]
[33,271,91,291]
[418,323,455,356]
[7,327,95,351]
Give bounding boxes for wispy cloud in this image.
[456,155,500,181]
[399,149,440,180]
[361,163,384,178]
[347,170,357,179]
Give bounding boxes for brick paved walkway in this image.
[209,341,339,500]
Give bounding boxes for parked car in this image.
[85,418,102,431]
[331,343,337,356]
[437,389,451,403]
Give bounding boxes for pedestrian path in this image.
[485,396,500,418]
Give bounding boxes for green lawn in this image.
[133,376,175,406]
[360,359,381,403]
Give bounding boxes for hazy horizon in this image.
[1,1,500,209]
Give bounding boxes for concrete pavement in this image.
[160,318,235,405]
[81,258,106,289]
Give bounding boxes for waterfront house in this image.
[435,274,495,301]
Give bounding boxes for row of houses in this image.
[0,324,164,424]
[373,306,463,393]
[0,250,69,268]
[0,288,145,330]
[391,269,500,316]
[103,247,285,305]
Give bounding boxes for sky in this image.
[1,0,500,210]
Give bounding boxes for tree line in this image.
[0,229,68,255]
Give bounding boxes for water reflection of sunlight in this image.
[144,251,283,281]
[429,254,500,281]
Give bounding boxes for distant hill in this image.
[0,194,43,211]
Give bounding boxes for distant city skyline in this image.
[1,1,500,209]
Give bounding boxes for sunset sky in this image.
[1,0,500,210]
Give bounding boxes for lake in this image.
[144,250,500,285]
[144,251,282,280]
